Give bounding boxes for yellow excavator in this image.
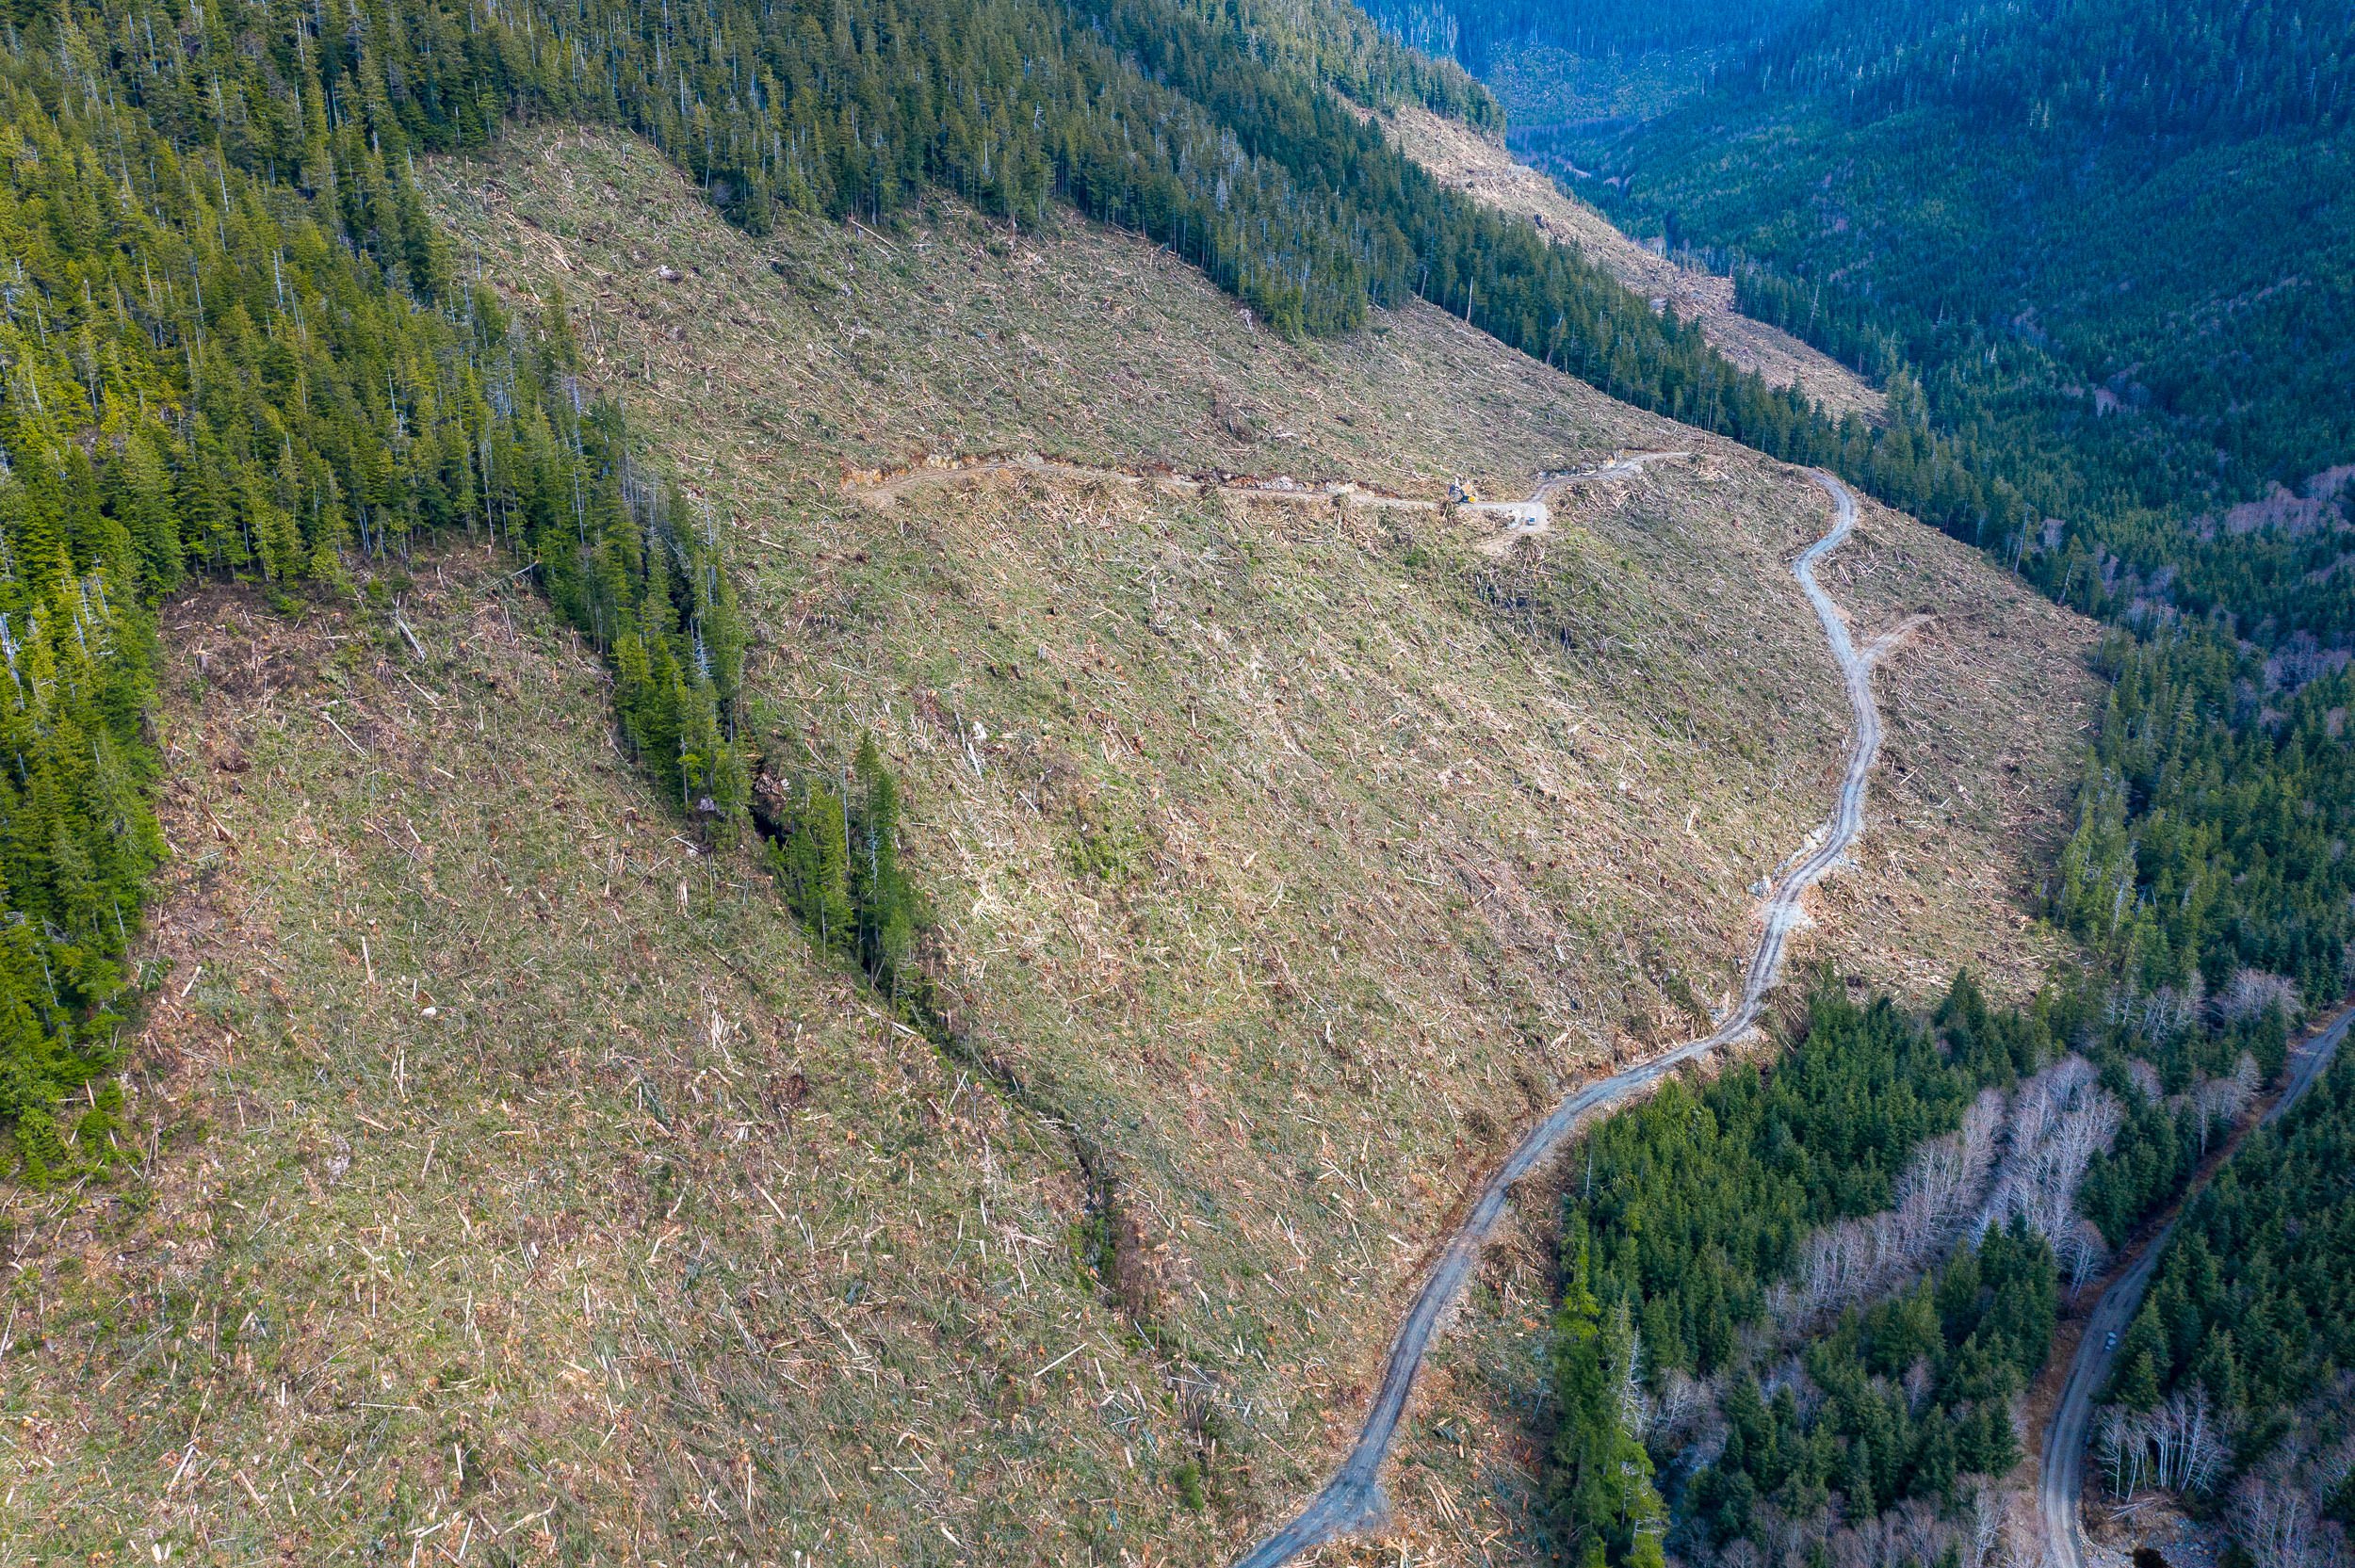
[1443,477,1478,516]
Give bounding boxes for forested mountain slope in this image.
[1387,0,2355,622]
[1521,0,2355,542]
[2104,1050,2355,1557]
[0,0,2154,1556]
[1364,0,1805,125]
[1375,104,1883,421]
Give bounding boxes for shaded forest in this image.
[2102,1054,2355,1560]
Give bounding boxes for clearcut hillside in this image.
[417,128,2098,1555]
[0,125,2095,1568]
[0,557,1194,1562]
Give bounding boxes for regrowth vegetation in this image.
[2057,635,2355,1023]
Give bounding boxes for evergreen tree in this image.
[1551,1220,1669,1568]
[0,8,748,1170]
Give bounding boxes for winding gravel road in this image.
[2038,1001,2353,1568]
[1235,469,1877,1567]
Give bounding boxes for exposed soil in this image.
[1383,105,1888,424]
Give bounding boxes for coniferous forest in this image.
[0,11,751,1171]
[3,0,2353,1560]
[1546,978,2081,1563]
[2103,1053,2355,1542]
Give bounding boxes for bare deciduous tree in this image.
[1966,1482,2003,1566]
[1719,1540,1764,1568]
[1786,1090,2004,1321]
[2097,1385,2227,1499]
[1653,1366,1712,1446]
[1978,1056,2121,1288]
[1612,1299,1652,1440]
[2180,1051,2262,1154]
[2103,972,2205,1041]
[2214,966,2301,1026]
[2098,1405,2151,1497]
[2230,1463,2323,1567]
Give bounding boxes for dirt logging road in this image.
[858,440,2352,1567]
[852,453,1882,1565]
[1498,448,1690,534]
[851,447,1687,534]
[2038,1002,2353,1568]
[1233,469,1882,1568]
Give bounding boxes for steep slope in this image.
[0,558,1204,1561]
[1242,470,1888,1567]
[415,128,2098,1557]
[0,124,2101,1567]
[2038,1006,2355,1568]
[1380,105,1886,422]
[0,0,2298,1559]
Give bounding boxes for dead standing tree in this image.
[1978,1056,2120,1289]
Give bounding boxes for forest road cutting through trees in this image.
[2038,1000,2354,1568]
[1233,468,1882,1568]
